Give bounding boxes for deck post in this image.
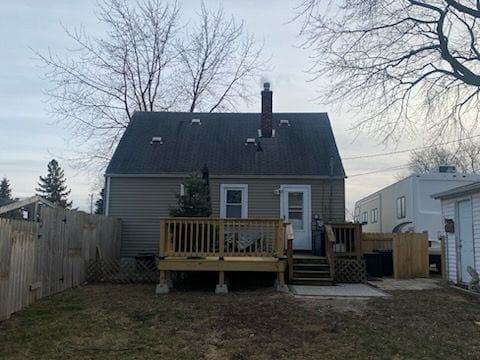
[215,270,228,294]
[155,270,170,294]
[219,219,225,258]
[276,271,289,293]
[159,219,166,257]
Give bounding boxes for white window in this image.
[397,196,406,219]
[371,208,378,223]
[362,211,368,223]
[180,183,185,196]
[220,184,248,218]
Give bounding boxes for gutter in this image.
[104,173,347,180]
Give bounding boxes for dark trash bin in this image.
[364,252,383,277]
[377,250,393,276]
[312,229,325,256]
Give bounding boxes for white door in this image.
[457,200,475,283]
[280,185,311,250]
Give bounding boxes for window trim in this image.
[396,196,406,219]
[220,184,248,218]
[371,208,378,223]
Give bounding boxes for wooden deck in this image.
[157,218,292,293]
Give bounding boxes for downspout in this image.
[105,175,111,216]
[329,157,334,222]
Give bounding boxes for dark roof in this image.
[106,112,345,177]
[432,181,480,199]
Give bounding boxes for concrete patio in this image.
[368,278,441,291]
[290,283,389,298]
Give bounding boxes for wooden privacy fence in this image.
[160,218,285,258]
[362,232,429,279]
[0,207,121,321]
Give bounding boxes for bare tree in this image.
[177,3,265,113]
[298,0,480,143]
[37,0,266,168]
[408,140,480,173]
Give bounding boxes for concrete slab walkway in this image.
[290,284,389,298]
[368,278,441,291]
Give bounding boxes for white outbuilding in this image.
[433,182,480,285]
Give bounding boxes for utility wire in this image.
[348,164,409,178]
[343,134,480,161]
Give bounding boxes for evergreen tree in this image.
[95,188,104,215]
[0,177,12,200]
[36,159,72,208]
[170,173,212,217]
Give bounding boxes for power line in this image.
[348,164,409,178]
[343,134,480,161]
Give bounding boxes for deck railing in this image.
[160,218,286,258]
[329,223,362,258]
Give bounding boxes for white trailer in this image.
[354,167,480,268]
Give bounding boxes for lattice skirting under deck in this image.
[334,258,367,283]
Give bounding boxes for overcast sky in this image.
[0,0,413,213]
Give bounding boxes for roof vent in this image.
[279,119,290,127]
[438,165,457,173]
[191,118,201,125]
[150,136,163,145]
[245,138,256,145]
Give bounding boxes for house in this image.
[104,83,347,292]
[433,182,480,285]
[354,168,480,269]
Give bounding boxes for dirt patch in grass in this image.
[1,284,480,359]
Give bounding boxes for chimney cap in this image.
[263,82,270,90]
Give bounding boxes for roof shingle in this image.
[106,111,345,177]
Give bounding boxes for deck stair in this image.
[291,256,334,286]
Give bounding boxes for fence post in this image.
[355,223,362,258]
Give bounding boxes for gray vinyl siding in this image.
[108,177,181,258]
[210,178,344,221]
[108,176,345,258]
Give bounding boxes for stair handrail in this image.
[324,225,336,283]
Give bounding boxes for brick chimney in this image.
[261,82,273,138]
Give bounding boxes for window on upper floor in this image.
[371,208,378,223]
[362,211,368,223]
[397,196,406,219]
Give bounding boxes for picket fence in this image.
[0,207,121,321]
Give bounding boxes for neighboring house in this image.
[354,167,480,264]
[105,83,346,258]
[433,182,480,285]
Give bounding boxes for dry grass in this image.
[1,283,480,359]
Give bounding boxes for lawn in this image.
[1,282,480,359]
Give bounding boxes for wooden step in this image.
[292,277,334,286]
[293,270,331,278]
[293,256,327,263]
[293,263,330,270]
